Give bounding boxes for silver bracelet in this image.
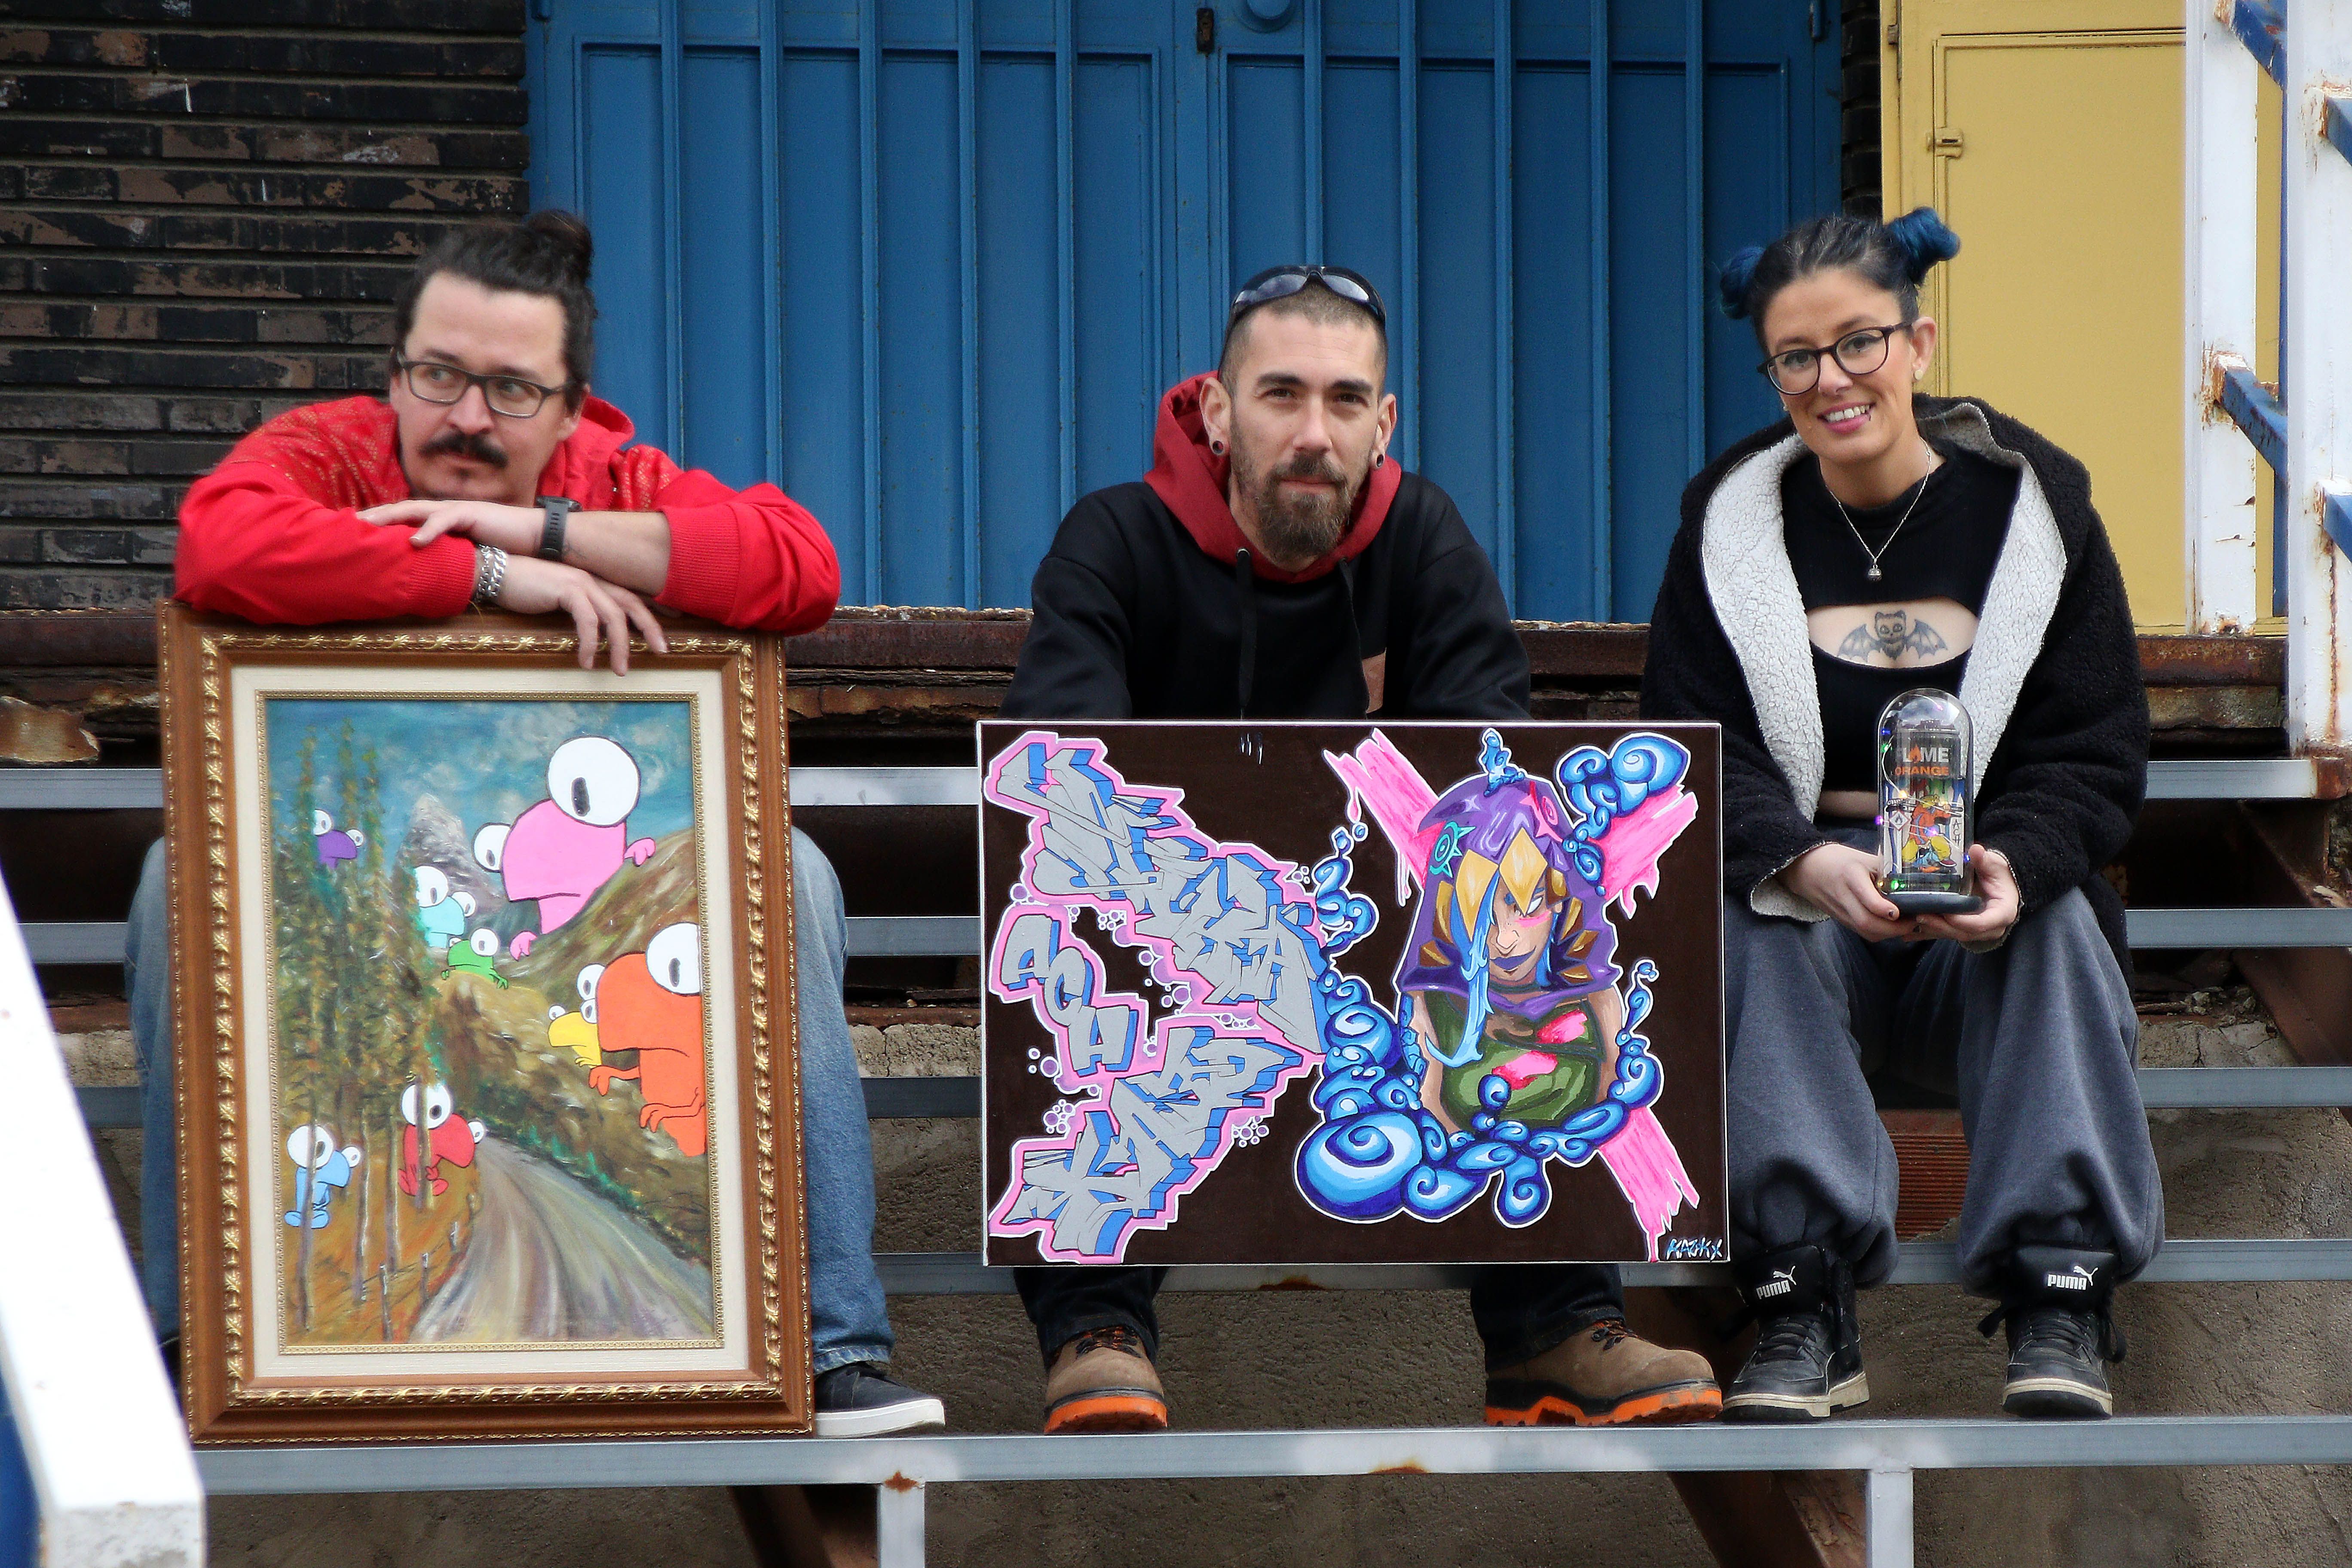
[472,544,509,606]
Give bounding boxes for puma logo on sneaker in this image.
[2044,1265,2095,1292]
[1756,1267,1798,1299]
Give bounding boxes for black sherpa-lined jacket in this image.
[1639,394,2148,961]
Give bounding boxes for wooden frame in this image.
[160,605,808,1442]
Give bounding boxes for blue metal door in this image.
[527,1,1840,619]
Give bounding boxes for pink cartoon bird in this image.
[311,809,363,867]
[471,736,657,958]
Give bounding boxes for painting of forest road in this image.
[262,696,717,1350]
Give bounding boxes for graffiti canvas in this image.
[980,720,1725,1268]
[163,609,808,1441]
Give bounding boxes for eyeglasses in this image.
[393,354,570,419]
[1757,323,1916,395]
[1230,265,1387,327]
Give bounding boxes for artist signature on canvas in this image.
[1659,1236,1727,1262]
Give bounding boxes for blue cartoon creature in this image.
[411,865,476,952]
[311,809,363,867]
[284,1122,361,1228]
[441,927,509,988]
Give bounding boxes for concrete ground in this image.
[56,991,2352,1567]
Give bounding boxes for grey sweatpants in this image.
[1724,875,2162,1297]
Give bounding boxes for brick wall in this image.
[0,0,528,618]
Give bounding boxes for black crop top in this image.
[1782,444,2019,791]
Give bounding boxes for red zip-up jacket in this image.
[175,395,840,634]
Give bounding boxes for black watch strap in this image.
[534,495,575,561]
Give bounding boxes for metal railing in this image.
[0,877,202,1567]
[2188,0,2352,747]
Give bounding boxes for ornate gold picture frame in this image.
[160,605,808,1442]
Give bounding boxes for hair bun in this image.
[523,209,594,285]
[1882,207,1959,285]
[1716,246,1764,319]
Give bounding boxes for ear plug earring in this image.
[1210,438,1226,455]
[1373,451,1385,468]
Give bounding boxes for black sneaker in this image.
[814,1363,946,1438]
[1980,1246,2124,1420]
[1721,1243,1869,1423]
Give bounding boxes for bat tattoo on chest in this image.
[1838,609,1948,663]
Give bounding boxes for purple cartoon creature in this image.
[311,809,363,867]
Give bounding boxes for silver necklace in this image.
[1828,464,1935,582]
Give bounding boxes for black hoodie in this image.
[1001,372,1529,722]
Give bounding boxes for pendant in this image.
[1867,565,1883,581]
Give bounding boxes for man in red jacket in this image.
[129,211,942,1436]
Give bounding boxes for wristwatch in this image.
[535,495,576,561]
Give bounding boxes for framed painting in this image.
[160,606,808,1442]
[979,720,1727,1269]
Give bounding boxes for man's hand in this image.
[495,554,668,674]
[360,497,544,555]
[1778,842,1914,942]
[1914,844,2021,947]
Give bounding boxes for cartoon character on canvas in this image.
[397,1081,486,1198]
[586,923,708,1157]
[547,962,603,1068]
[1397,760,1626,1135]
[411,865,476,952]
[439,928,508,988]
[471,736,658,958]
[284,1123,361,1228]
[312,810,363,867]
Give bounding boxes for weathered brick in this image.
[0,394,165,432]
[0,72,527,124]
[0,567,170,612]
[9,256,415,302]
[22,165,529,213]
[0,0,524,32]
[0,345,383,391]
[5,29,518,77]
[0,481,172,521]
[0,300,389,345]
[1,207,459,256]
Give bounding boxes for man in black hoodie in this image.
[999,265,1721,1435]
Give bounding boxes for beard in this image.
[1229,433,1363,567]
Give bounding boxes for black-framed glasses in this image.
[393,354,570,418]
[1230,264,1387,326]
[1757,322,1916,395]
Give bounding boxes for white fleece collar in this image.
[1700,401,2066,919]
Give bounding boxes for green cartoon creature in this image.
[441,927,509,988]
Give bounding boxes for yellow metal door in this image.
[1884,0,2278,633]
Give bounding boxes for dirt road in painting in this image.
[412,1139,713,1342]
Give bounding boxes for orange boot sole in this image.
[1485,1383,1723,1428]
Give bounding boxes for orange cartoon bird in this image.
[586,922,708,1157]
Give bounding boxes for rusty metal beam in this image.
[2223,804,2352,1125]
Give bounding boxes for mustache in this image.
[421,428,508,468]
[1269,453,1349,488]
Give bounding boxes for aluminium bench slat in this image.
[0,759,2316,816]
[874,1238,2352,1294]
[2124,906,2352,947]
[192,1415,2352,1495]
[66,1067,2352,1132]
[2144,757,2318,798]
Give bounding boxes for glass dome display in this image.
[1876,688,1982,914]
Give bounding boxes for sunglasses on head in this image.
[1229,265,1387,326]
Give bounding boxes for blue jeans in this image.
[127,829,895,1373]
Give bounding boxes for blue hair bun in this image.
[1883,207,1960,284]
[1717,246,1764,319]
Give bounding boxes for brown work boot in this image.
[1042,1325,1170,1434]
[1485,1318,1722,1427]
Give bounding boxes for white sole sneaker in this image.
[1722,1370,1871,1422]
[814,1394,947,1439]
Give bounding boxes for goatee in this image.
[1231,441,1360,566]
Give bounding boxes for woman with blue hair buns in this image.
[1640,208,2161,1422]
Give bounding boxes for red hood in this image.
[533,395,637,499]
[1142,372,1400,585]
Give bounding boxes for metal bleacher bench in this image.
[32,757,2352,1566]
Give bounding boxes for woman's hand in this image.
[1778,842,1914,941]
[1914,844,2021,946]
